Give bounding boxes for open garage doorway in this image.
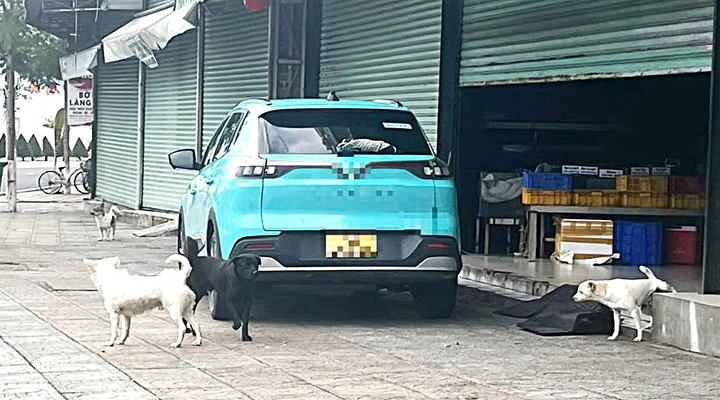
[457,73,710,255]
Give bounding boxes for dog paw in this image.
[232,321,242,330]
[168,343,181,349]
[607,335,618,341]
[242,335,252,342]
[104,341,115,347]
[192,340,202,346]
[633,337,643,342]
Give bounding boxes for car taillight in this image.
[233,159,267,178]
[366,158,452,180]
[426,243,450,249]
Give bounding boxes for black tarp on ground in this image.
[494,284,614,336]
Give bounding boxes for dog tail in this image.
[110,205,122,215]
[165,254,192,279]
[639,265,677,293]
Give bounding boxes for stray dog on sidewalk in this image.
[89,202,121,241]
[180,237,261,341]
[83,255,202,348]
[572,265,676,342]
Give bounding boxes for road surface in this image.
[0,202,718,399]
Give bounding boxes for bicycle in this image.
[37,162,89,195]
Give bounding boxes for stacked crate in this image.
[616,176,668,208]
[613,221,663,266]
[521,173,573,205]
[668,176,706,210]
[556,218,614,260]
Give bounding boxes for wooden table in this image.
[526,205,705,261]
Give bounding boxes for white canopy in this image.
[101,3,198,65]
[59,45,100,80]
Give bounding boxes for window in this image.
[259,109,432,155]
[202,111,247,165]
[201,116,229,166]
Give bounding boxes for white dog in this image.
[572,265,676,342]
[83,255,202,348]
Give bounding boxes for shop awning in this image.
[101,2,199,66]
[59,45,100,80]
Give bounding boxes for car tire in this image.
[207,224,233,321]
[411,280,457,319]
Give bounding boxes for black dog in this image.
[181,238,261,341]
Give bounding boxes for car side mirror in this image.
[168,149,200,171]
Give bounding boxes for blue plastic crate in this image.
[522,173,572,190]
[613,221,663,266]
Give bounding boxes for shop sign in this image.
[66,76,94,126]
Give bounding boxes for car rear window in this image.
[259,109,433,155]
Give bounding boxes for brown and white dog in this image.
[572,266,676,342]
[90,202,121,241]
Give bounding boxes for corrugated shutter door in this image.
[95,58,139,208]
[202,1,269,150]
[461,0,714,86]
[143,31,198,211]
[319,0,442,150]
[147,0,171,8]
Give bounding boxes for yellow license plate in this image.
[325,234,378,258]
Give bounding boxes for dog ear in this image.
[83,259,97,270]
[588,282,596,292]
[252,254,261,266]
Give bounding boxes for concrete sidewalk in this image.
[2,202,720,400]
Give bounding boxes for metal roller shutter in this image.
[202,1,269,149]
[461,0,714,86]
[319,0,443,150]
[147,0,172,8]
[95,58,139,208]
[142,31,198,211]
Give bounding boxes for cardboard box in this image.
[555,219,614,260]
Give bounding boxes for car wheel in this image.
[411,280,457,319]
[207,223,233,321]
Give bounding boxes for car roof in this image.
[228,98,411,115]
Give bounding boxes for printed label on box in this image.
[652,167,671,176]
[562,165,581,174]
[599,169,623,178]
[631,167,650,175]
[579,166,599,176]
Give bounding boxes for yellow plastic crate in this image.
[572,190,621,207]
[616,176,668,193]
[669,194,705,210]
[620,192,668,208]
[521,189,572,206]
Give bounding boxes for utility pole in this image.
[5,53,17,212]
[703,0,720,294]
[62,81,71,194]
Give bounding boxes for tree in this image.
[27,134,40,160]
[71,137,87,159]
[15,135,28,160]
[0,0,67,211]
[41,136,52,160]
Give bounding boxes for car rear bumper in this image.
[253,256,460,285]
